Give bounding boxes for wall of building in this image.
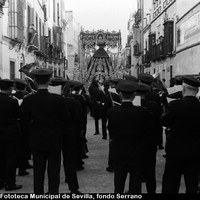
[176,0,200,19]
[66,11,82,78]
[0,0,70,79]
[150,0,177,87]
[174,45,200,75]
[174,2,200,76]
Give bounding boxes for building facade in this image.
[174,0,200,76]
[66,11,82,80]
[129,0,200,87]
[0,0,69,79]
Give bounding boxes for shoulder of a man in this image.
[168,99,181,109]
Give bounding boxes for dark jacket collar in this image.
[37,89,49,94]
[121,101,133,106]
[183,95,198,100]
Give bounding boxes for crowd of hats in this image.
[1,68,200,92]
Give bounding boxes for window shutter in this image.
[30,7,35,26]
[17,0,24,42]
[148,33,156,60]
[164,20,174,55]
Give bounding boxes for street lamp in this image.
[0,0,6,16]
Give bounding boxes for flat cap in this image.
[50,77,67,86]
[65,80,83,88]
[123,74,139,82]
[182,75,200,88]
[103,80,110,86]
[137,82,150,93]
[15,78,27,86]
[31,68,53,76]
[110,78,122,84]
[117,80,138,93]
[138,73,154,84]
[0,79,14,89]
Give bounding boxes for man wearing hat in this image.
[104,78,122,173]
[138,73,161,105]
[0,79,22,191]
[107,80,152,193]
[13,78,32,177]
[136,83,163,193]
[138,73,164,149]
[13,78,29,100]
[161,75,200,193]
[21,68,69,194]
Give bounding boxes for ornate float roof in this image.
[80,30,121,49]
[93,47,109,58]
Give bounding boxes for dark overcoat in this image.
[107,102,152,165]
[21,89,68,151]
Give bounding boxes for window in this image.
[53,0,56,22]
[36,13,38,33]
[57,3,60,26]
[9,0,24,42]
[10,61,15,80]
[39,18,42,36]
[27,5,31,27]
[54,69,57,77]
[177,29,181,45]
[48,0,50,18]
[20,63,24,79]
[170,65,173,79]
[48,28,51,43]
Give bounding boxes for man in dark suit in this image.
[62,84,82,193]
[161,75,200,193]
[137,83,163,193]
[0,79,22,191]
[138,73,164,149]
[22,68,69,194]
[89,78,105,135]
[107,80,152,193]
[104,78,122,172]
[13,78,31,176]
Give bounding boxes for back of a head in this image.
[138,73,154,86]
[182,75,200,96]
[0,79,14,91]
[15,78,27,91]
[117,80,138,100]
[31,68,53,86]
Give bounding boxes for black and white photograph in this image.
[0,0,200,195]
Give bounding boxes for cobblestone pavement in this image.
[0,116,185,194]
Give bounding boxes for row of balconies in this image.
[133,42,141,57]
[142,51,150,65]
[28,33,64,63]
[133,38,173,64]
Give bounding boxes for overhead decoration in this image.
[80,30,121,49]
[79,30,121,85]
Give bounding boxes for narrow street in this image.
[0,116,185,194]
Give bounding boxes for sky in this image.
[65,0,137,48]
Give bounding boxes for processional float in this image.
[80,30,122,84]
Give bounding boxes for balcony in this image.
[148,33,156,60]
[28,33,39,52]
[142,51,150,65]
[151,39,165,61]
[133,42,141,57]
[163,20,174,56]
[40,36,48,55]
[34,36,48,58]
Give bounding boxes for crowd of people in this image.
[0,68,200,194]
